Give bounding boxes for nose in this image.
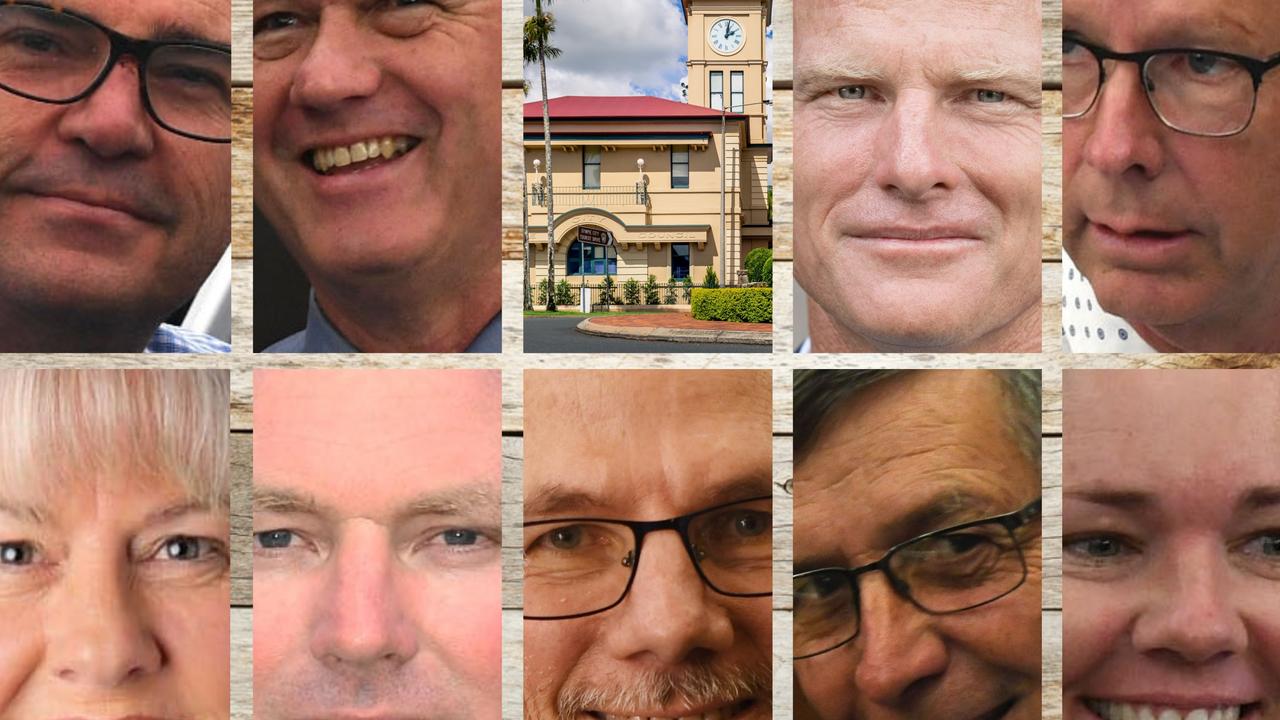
[1078,62,1166,179]
[310,520,419,668]
[872,89,963,201]
[43,554,163,688]
[604,530,736,665]
[289,11,382,111]
[1132,543,1247,664]
[56,57,156,158]
[852,573,948,704]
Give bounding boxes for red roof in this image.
[524,96,744,120]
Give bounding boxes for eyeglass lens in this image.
[0,4,231,141]
[1063,39,1258,135]
[794,522,1027,659]
[524,498,772,619]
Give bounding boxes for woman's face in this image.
[0,474,230,719]
[1063,370,1280,720]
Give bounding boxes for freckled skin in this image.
[794,0,1042,353]
[1062,370,1280,720]
[0,0,230,351]
[1063,0,1280,351]
[794,371,1042,720]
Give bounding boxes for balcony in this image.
[529,183,649,210]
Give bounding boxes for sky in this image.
[523,0,772,103]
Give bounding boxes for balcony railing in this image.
[529,183,649,209]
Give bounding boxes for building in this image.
[525,0,772,293]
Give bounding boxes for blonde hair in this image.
[0,369,229,509]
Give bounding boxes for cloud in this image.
[523,0,690,101]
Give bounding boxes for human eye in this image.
[410,526,499,565]
[974,89,1007,103]
[255,529,295,550]
[1063,532,1141,577]
[0,540,38,567]
[836,85,868,100]
[253,12,301,35]
[154,535,224,562]
[1233,530,1280,579]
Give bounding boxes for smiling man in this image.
[1063,0,1280,352]
[252,369,502,719]
[0,0,231,352]
[792,369,1043,720]
[253,0,501,353]
[523,370,774,720]
[793,0,1042,353]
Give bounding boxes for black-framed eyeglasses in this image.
[524,495,772,620]
[1064,34,1280,137]
[793,498,1041,660]
[0,1,232,143]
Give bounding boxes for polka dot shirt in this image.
[1061,251,1156,353]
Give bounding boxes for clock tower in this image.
[683,0,771,142]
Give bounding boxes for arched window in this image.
[566,240,616,276]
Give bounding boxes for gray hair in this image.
[793,369,1041,468]
[0,369,230,509]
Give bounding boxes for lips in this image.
[851,224,984,242]
[304,135,420,174]
[586,697,756,720]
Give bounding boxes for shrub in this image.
[702,267,720,289]
[622,278,641,305]
[644,275,661,304]
[663,281,677,304]
[691,288,772,323]
[681,276,694,301]
[745,248,773,284]
[599,275,618,305]
[761,256,773,287]
[536,278,549,306]
[554,279,574,307]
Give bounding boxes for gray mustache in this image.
[557,660,771,720]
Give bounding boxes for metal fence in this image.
[529,184,649,208]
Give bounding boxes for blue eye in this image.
[442,529,478,546]
[256,529,294,549]
[0,541,35,566]
[837,86,867,100]
[976,89,1007,103]
[163,536,210,561]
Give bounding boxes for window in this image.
[710,71,723,111]
[731,71,744,112]
[583,146,601,189]
[566,240,616,276]
[671,146,690,189]
[671,243,691,280]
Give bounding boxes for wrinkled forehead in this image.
[1065,0,1278,52]
[52,0,231,44]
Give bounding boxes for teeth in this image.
[1087,702,1244,720]
[309,135,415,173]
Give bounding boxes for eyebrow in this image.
[0,497,213,525]
[1063,488,1153,510]
[0,498,43,524]
[526,474,772,519]
[793,61,890,98]
[889,489,1012,541]
[253,484,500,523]
[22,2,228,46]
[1240,486,1280,512]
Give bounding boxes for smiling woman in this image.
[0,369,231,720]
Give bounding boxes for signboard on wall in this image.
[577,227,614,246]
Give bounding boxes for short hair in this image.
[793,369,1041,468]
[0,369,229,509]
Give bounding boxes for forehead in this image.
[1066,0,1279,51]
[253,370,501,511]
[1064,370,1280,493]
[56,0,230,43]
[797,0,1039,67]
[795,372,1034,518]
[523,371,772,512]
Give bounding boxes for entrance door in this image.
[671,243,690,280]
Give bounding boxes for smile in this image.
[305,135,420,174]
[585,697,755,720]
[1084,699,1262,720]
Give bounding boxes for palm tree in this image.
[524,1,561,309]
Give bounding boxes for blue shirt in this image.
[145,323,231,353]
[264,292,501,353]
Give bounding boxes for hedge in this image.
[690,288,772,323]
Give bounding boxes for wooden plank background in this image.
[0,1,1235,719]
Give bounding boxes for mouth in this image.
[24,190,162,225]
[1090,221,1190,242]
[583,696,756,720]
[1083,698,1264,720]
[853,225,983,242]
[303,135,421,175]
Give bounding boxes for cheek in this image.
[1062,579,1128,693]
[0,598,40,708]
[410,566,502,682]
[524,619,596,711]
[252,572,313,677]
[146,583,231,709]
[961,122,1042,235]
[795,651,858,719]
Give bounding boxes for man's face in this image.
[1063,370,1280,720]
[523,371,773,720]
[252,0,500,283]
[0,475,231,719]
[1063,1,1280,337]
[0,0,230,326]
[794,0,1042,350]
[794,371,1042,720]
[252,370,502,720]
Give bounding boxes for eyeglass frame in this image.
[1063,34,1280,137]
[793,497,1042,660]
[0,0,233,144]
[523,494,774,621]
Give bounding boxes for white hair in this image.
[0,369,229,509]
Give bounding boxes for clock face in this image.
[708,18,744,55]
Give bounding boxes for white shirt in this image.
[1061,251,1157,353]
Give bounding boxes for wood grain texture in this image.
[232,607,252,720]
